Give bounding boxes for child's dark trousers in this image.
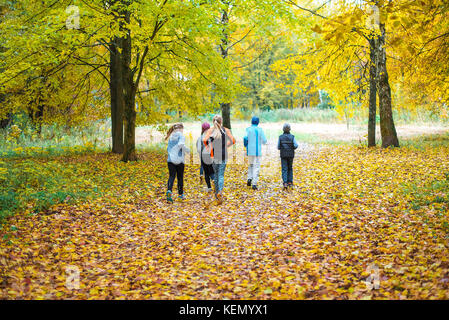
[167,162,184,195]
[281,157,294,184]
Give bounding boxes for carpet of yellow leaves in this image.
[1,145,448,299]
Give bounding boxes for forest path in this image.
[1,144,449,299]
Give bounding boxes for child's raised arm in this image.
[225,128,236,147]
[178,135,190,154]
[203,128,212,150]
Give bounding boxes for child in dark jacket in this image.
[277,123,299,189]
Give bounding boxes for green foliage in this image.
[0,115,110,158]
[256,108,340,123]
[0,190,18,222]
[0,139,170,225]
[401,132,449,149]
[0,160,93,224]
[233,36,307,113]
[402,171,449,235]
[316,92,335,110]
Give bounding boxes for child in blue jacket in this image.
[244,116,267,190]
[165,123,190,202]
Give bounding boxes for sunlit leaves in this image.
[1,143,448,299]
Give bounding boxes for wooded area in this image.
[1,1,448,158]
[0,0,448,301]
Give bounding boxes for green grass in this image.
[136,142,166,154]
[402,172,449,236]
[0,159,105,226]
[0,119,111,158]
[0,109,446,227]
[400,132,449,149]
[256,108,340,123]
[229,107,448,125]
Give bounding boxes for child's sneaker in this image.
[216,192,223,205]
[199,176,203,184]
[288,183,294,188]
[207,188,213,193]
[252,185,258,190]
[247,179,252,186]
[179,194,186,200]
[283,183,288,190]
[166,191,173,203]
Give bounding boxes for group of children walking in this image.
[165,115,298,204]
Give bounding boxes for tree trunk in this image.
[221,103,231,128]
[378,23,399,148]
[109,37,124,154]
[220,9,231,129]
[122,92,137,162]
[121,11,137,162]
[0,92,10,129]
[0,113,11,129]
[368,37,378,147]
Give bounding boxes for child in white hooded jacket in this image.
[165,123,190,202]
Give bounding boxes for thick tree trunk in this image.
[220,9,231,129]
[378,23,399,148]
[221,103,231,128]
[0,92,10,129]
[109,37,124,154]
[0,113,11,129]
[122,93,137,162]
[121,27,137,162]
[368,38,378,147]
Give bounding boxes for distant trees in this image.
[275,1,405,147]
[1,0,448,153]
[0,0,231,161]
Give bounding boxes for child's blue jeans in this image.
[212,162,227,194]
[281,157,293,184]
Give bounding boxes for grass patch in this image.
[0,158,110,226]
[175,106,449,125]
[0,117,110,158]
[403,173,449,209]
[0,144,108,159]
[402,172,449,235]
[257,108,340,123]
[401,132,449,149]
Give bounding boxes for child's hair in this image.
[212,115,224,140]
[165,123,184,140]
[201,122,210,134]
[283,123,291,133]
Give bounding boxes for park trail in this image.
[1,142,449,299]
